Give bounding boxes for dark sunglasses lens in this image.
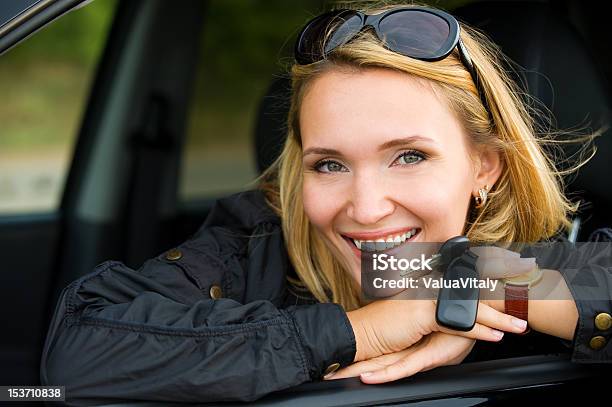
[379,11,450,59]
[297,12,341,63]
[296,11,361,64]
[324,13,362,54]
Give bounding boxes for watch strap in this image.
[504,284,530,335]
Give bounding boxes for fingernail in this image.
[518,257,536,268]
[323,372,336,380]
[512,317,528,330]
[361,372,373,377]
[492,329,504,340]
[506,258,535,275]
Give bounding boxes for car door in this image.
[0,0,206,387]
[0,0,117,385]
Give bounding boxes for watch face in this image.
[503,266,542,286]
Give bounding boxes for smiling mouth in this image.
[342,228,421,253]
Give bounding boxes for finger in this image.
[360,332,478,384]
[358,336,473,384]
[325,366,357,380]
[475,301,529,334]
[438,321,505,342]
[327,358,399,380]
[326,365,366,380]
[470,246,520,259]
[439,303,529,338]
[360,349,430,384]
[476,257,512,279]
[476,256,536,279]
[325,349,415,380]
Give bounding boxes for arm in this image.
[481,268,579,340]
[482,234,612,362]
[335,295,527,382]
[40,253,355,404]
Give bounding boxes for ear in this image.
[473,146,503,194]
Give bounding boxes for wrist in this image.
[528,268,578,340]
[480,281,505,312]
[500,263,543,334]
[346,309,368,362]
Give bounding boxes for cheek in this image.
[428,189,471,235]
[302,178,342,232]
[394,172,472,238]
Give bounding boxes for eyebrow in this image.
[302,135,437,157]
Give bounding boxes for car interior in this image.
[1,0,611,405]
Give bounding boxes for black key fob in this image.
[435,238,479,331]
[436,236,470,266]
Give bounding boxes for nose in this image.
[345,172,395,225]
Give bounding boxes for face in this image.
[300,67,501,284]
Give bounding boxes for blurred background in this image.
[0,0,331,213]
[1,0,117,213]
[0,0,478,214]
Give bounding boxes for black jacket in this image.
[40,189,612,405]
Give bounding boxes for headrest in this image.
[253,76,291,173]
[454,1,612,236]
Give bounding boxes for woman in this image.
[40,2,611,404]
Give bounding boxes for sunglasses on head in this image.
[294,6,490,115]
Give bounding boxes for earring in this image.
[474,185,489,209]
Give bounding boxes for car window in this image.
[0,0,41,28]
[0,0,116,214]
[179,0,325,202]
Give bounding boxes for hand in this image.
[347,298,528,363]
[469,245,538,311]
[377,245,537,304]
[470,245,537,280]
[326,332,475,382]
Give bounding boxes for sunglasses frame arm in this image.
[457,37,492,118]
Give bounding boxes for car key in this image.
[435,236,480,331]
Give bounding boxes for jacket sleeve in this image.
[526,229,612,363]
[39,227,356,404]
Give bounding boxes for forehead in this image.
[299,67,466,150]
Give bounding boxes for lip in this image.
[342,228,421,261]
[341,226,419,241]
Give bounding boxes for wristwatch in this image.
[502,264,543,335]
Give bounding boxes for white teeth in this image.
[350,229,419,251]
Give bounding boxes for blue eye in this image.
[395,150,426,166]
[314,160,348,173]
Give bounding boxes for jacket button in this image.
[209,285,223,299]
[589,336,607,350]
[323,362,340,377]
[595,313,612,331]
[165,249,183,261]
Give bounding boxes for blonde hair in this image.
[256,1,595,311]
